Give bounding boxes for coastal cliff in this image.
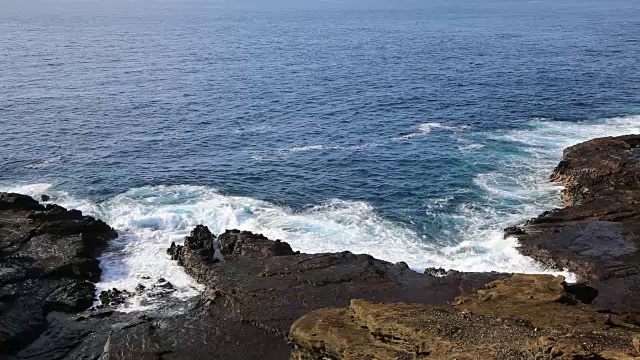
[1,135,640,359]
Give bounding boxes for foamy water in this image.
[3,115,640,311]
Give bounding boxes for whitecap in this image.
[394,122,466,140]
[4,114,640,310]
[286,145,326,152]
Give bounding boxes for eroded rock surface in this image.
[509,135,640,313]
[161,226,508,358]
[290,275,640,359]
[0,192,117,357]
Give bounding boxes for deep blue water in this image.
[1,0,640,297]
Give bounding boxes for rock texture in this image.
[0,192,117,357]
[288,135,640,360]
[160,226,508,358]
[509,135,640,314]
[290,275,640,359]
[0,195,506,360]
[4,135,640,359]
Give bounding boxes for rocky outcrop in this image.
[288,135,640,360]
[290,275,640,359]
[160,226,509,358]
[0,194,507,359]
[507,135,640,314]
[0,192,117,356]
[4,135,640,359]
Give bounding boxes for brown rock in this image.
[290,274,640,359]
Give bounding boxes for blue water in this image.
[1,0,640,304]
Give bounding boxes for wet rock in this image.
[40,194,50,202]
[425,267,449,277]
[514,135,640,313]
[0,193,117,356]
[98,288,132,308]
[185,225,214,250]
[166,228,508,357]
[504,225,526,238]
[154,278,174,290]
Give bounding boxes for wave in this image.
[2,181,573,312]
[5,114,639,310]
[264,122,467,161]
[442,114,640,278]
[286,145,326,152]
[394,122,470,140]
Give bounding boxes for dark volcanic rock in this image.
[0,193,117,357]
[162,227,508,358]
[98,288,132,308]
[510,135,640,314]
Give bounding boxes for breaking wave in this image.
[4,115,640,310]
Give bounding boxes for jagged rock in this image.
[426,267,447,276]
[98,288,132,308]
[504,225,526,238]
[4,135,640,360]
[290,275,640,359]
[154,278,175,290]
[0,193,117,356]
[185,225,214,250]
[164,228,508,358]
[508,135,640,313]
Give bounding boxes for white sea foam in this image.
[449,115,640,279]
[4,115,640,310]
[286,145,326,152]
[395,122,469,140]
[396,122,446,139]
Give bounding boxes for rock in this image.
[98,288,132,308]
[425,267,445,276]
[4,135,640,359]
[40,194,50,202]
[510,135,640,313]
[164,228,508,358]
[0,193,117,356]
[154,278,174,290]
[185,225,214,250]
[504,225,525,238]
[289,274,640,359]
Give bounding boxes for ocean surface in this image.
[2,0,640,310]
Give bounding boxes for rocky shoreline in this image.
[1,135,640,359]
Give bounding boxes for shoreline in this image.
[1,135,639,358]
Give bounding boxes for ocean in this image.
[1,0,639,310]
